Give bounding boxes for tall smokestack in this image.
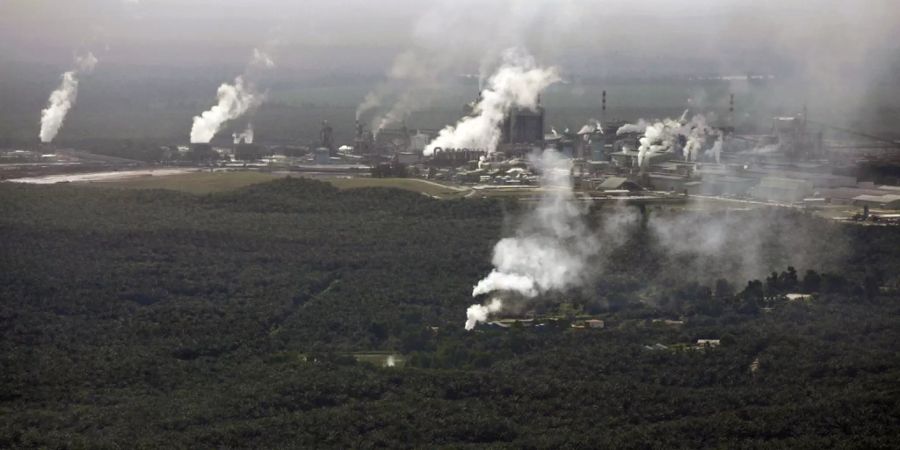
[39,52,98,144]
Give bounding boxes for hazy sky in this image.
[1,0,899,139]
[2,0,898,76]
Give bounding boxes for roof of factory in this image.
[703,175,757,184]
[853,194,900,204]
[597,177,630,190]
[744,169,856,187]
[648,173,690,181]
[819,187,900,201]
[757,176,813,189]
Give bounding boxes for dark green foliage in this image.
[371,162,409,178]
[1,178,899,448]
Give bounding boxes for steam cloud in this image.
[425,49,560,156]
[233,124,254,144]
[355,1,580,137]
[617,113,715,167]
[354,50,442,135]
[190,48,274,144]
[39,52,99,143]
[577,119,604,135]
[466,149,599,330]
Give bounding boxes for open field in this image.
[99,170,472,197]
[6,168,195,184]
[323,176,468,198]
[99,170,286,194]
[35,169,875,224]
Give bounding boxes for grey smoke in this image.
[642,206,848,287]
[466,149,599,330]
[39,52,99,143]
[465,166,847,329]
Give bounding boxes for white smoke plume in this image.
[425,49,559,156]
[355,50,436,133]
[251,48,275,69]
[190,77,263,144]
[617,113,716,167]
[576,119,603,136]
[705,131,724,163]
[356,92,382,121]
[465,149,599,330]
[233,124,254,144]
[636,118,682,167]
[465,298,504,331]
[682,115,714,162]
[354,49,443,133]
[616,120,648,136]
[39,52,99,143]
[356,1,581,136]
[189,48,274,144]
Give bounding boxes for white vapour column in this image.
[465,149,600,330]
[39,53,99,143]
[189,48,274,144]
[190,76,262,144]
[424,49,560,156]
[682,115,713,162]
[465,298,504,331]
[710,132,724,163]
[233,124,255,144]
[617,113,714,166]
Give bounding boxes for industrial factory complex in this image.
[4,91,900,223]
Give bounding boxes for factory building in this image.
[376,126,412,154]
[314,147,332,164]
[234,143,266,161]
[500,102,545,146]
[581,120,628,162]
[430,148,487,166]
[701,175,757,197]
[770,114,824,159]
[648,174,695,193]
[593,176,642,192]
[752,177,814,203]
[496,103,547,157]
[852,194,900,210]
[744,167,856,189]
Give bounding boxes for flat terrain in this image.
[98,170,285,194]
[98,170,471,198]
[324,176,468,198]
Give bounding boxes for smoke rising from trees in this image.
[467,149,598,330]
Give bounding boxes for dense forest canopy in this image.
[1,178,898,448]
